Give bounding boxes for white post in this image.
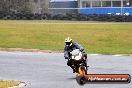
[38,0,41,14]
[121,0,123,15]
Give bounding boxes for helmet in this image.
[65,37,73,46]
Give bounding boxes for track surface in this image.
[0,51,131,88]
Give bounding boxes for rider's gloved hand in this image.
[80,49,84,52]
[65,54,69,59]
[83,51,86,53]
[65,57,69,59]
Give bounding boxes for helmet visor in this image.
[65,42,71,46]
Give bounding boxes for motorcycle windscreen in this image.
[72,52,82,60]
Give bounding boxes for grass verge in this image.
[0,20,132,54]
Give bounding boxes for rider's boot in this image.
[72,65,76,73]
[73,68,76,73]
[72,65,75,73]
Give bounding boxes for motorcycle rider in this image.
[64,37,87,73]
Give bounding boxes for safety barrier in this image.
[0,12,132,22]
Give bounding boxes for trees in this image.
[0,0,31,13]
[0,0,49,14]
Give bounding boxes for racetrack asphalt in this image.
[0,51,131,88]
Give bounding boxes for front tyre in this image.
[76,75,87,85]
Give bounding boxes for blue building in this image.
[49,0,132,15]
[79,0,132,15]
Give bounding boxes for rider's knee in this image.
[67,62,70,66]
[67,60,72,66]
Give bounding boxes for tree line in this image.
[0,0,49,14]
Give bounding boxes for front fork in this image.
[82,56,89,71]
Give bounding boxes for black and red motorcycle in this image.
[69,49,88,76]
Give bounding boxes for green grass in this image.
[0,20,132,54]
[0,80,19,88]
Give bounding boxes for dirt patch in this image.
[128,54,132,56]
[0,48,63,53]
